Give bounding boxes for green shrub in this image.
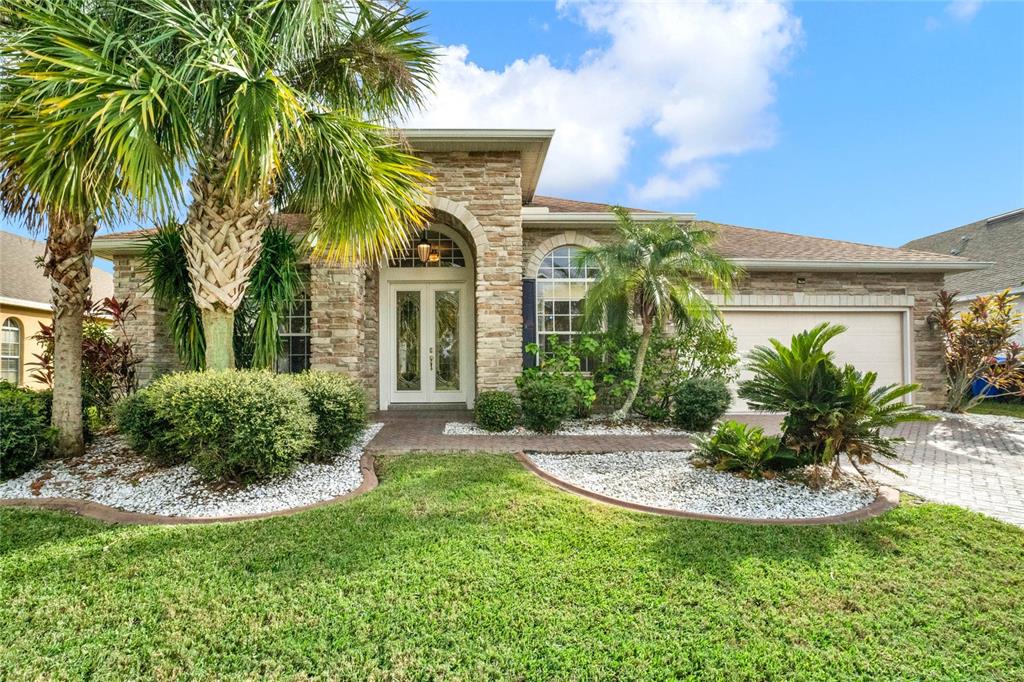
[593,320,739,421]
[474,391,520,431]
[115,390,179,464]
[518,376,575,433]
[119,371,315,482]
[671,378,731,431]
[694,421,798,478]
[523,337,596,418]
[0,382,55,479]
[295,371,367,457]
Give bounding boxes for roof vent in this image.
[949,235,971,256]
[986,207,1024,226]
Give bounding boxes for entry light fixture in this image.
[416,232,432,263]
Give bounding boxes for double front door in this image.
[389,282,469,404]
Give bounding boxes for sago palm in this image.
[579,207,739,420]
[0,1,191,455]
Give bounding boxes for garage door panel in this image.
[724,310,907,411]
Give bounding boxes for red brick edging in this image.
[0,453,379,526]
[515,451,900,526]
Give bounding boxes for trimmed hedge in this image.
[474,391,520,432]
[671,378,731,431]
[117,371,317,482]
[0,382,55,479]
[519,377,575,433]
[295,371,368,458]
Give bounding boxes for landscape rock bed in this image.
[527,451,877,520]
[445,420,694,437]
[0,424,383,518]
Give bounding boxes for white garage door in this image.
[723,309,909,411]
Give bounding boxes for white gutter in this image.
[730,258,993,273]
[0,296,51,312]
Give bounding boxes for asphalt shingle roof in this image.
[0,231,114,306]
[901,209,1023,296]
[94,197,980,268]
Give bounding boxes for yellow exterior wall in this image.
[0,303,52,389]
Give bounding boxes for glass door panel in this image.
[433,288,460,392]
[396,289,421,391]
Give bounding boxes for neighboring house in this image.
[903,208,1023,342]
[93,129,987,410]
[0,230,114,388]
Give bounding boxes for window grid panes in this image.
[1,318,22,384]
[535,246,595,371]
[389,228,466,268]
[276,288,311,374]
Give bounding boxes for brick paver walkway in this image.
[366,409,696,454]
[867,415,1024,527]
[367,409,1024,527]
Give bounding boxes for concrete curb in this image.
[515,451,900,526]
[0,453,379,526]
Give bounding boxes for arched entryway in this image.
[377,222,476,409]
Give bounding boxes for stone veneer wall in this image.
[112,255,182,385]
[419,151,524,394]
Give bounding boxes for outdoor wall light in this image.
[416,232,432,263]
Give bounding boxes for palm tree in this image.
[7,0,437,371]
[579,208,739,420]
[137,0,437,369]
[1,2,191,455]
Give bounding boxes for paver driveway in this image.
[868,414,1024,527]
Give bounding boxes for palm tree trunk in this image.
[613,321,653,421]
[43,216,97,457]
[183,149,271,370]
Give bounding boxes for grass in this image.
[969,400,1024,419]
[2,454,1023,681]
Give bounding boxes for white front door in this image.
[389,282,470,404]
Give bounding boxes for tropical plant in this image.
[522,337,597,418]
[144,224,306,371]
[738,323,929,483]
[592,319,739,421]
[1,0,190,455]
[30,297,141,424]
[142,226,206,371]
[694,420,798,479]
[6,0,437,372]
[578,208,738,420]
[152,0,436,369]
[232,226,304,369]
[932,289,1024,412]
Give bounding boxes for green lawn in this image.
[969,401,1024,419]
[2,454,1023,681]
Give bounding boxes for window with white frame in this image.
[535,245,599,370]
[1,317,22,384]
[276,279,311,374]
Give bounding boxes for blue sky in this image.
[3,0,1021,252]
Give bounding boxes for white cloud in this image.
[630,164,722,202]
[405,1,801,200]
[946,0,983,22]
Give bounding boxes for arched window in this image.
[535,245,598,368]
[389,228,466,268]
[1,317,22,385]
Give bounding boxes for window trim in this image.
[534,245,597,369]
[1,317,23,385]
